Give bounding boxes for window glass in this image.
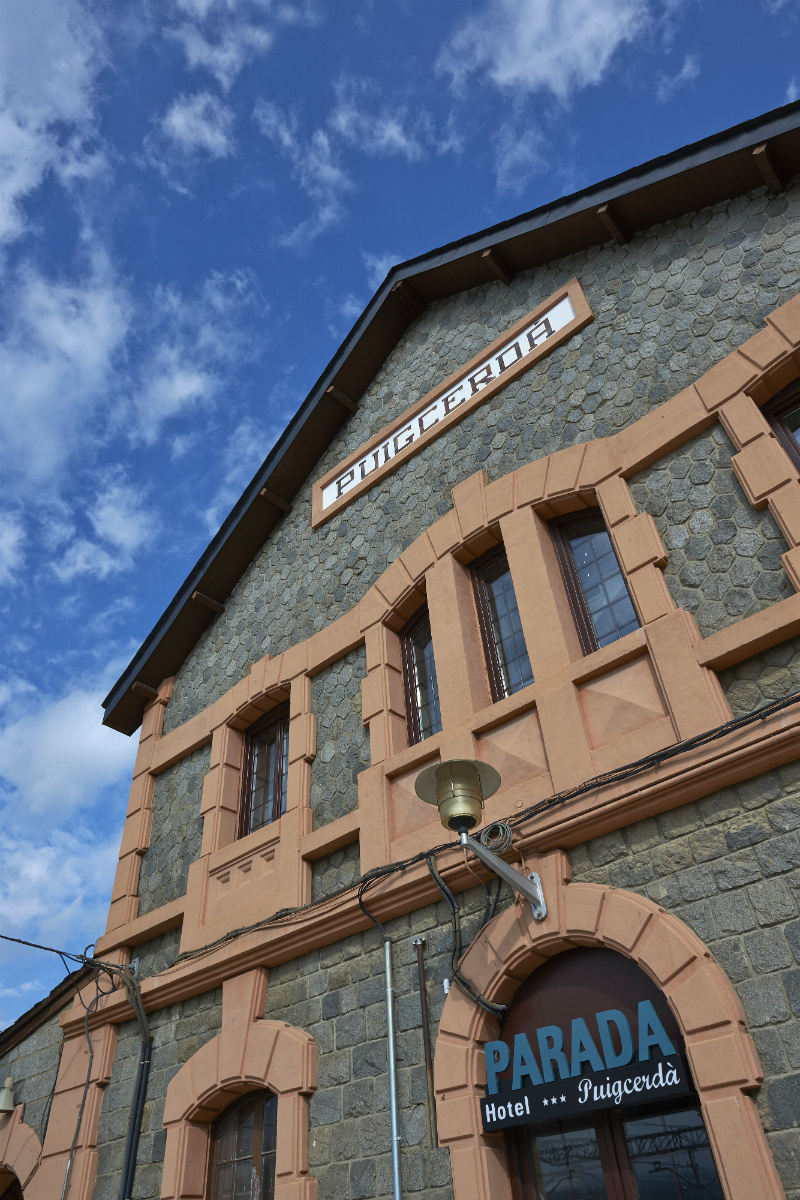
[522,1123,606,1200]
[246,717,289,834]
[213,1093,277,1200]
[403,610,442,743]
[566,524,639,649]
[478,554,534,698]
[782,404,800,442]
[623,1107,724,1200]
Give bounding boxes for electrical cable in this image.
[426,853,506,1017]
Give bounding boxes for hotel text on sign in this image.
[312,279,593,526]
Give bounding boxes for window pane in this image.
[567,527,639,649]
[480,555,534,697]
[523,1124,607,1200]
[623,1107,724,1200]
[262,1153,276,1200]
[782,404,800,442]
[233,1157,254,1200]
[407,614,442,741]
[217,1110,237,1165]
[263,1093,278,1154]
[216,1162,236,1200]
[236,1101,255,1158]
[248,720,288,833]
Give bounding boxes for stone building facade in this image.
[5,105,800,1200]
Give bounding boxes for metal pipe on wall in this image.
[384,936,403,1200]
[412,937,438,1148]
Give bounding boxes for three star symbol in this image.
[542,1095,567,1106]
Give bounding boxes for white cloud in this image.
[786,77,800,104]
[0,0,105,243]
[0,514,24,585]
[53,472,158,582]
[437,0,647,100]
[0,684,136,822]
[656,52,700,102]
[493,122,548,195]
[329,76,426,161]
[167,0,322,90]
[254,100,352,247]
[0,261,130,494]
[202,416,282,532]
[160,91,236,158]
[363,251,401,291]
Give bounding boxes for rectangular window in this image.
[551,510,639,655]
[765,384,800,472]
[472,547,534,701]
[401,608,443,744]
[239,707,289,837]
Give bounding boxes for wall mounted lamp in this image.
[0,1077,15,1114]
[415,759,547,921]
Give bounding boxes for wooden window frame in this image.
[764,379,800,472]
[400,605,441,745]
[208,1090,277,1200]
[550,508,637,657]
[471,544,527,703]
[238,704,289,839]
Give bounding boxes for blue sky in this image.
[0,0,799,1026]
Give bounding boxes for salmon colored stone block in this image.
[704,1093,786,1200]
[666,967,734,1034]
[732,435,795,508]
[376,557,416,608]
[686,1033,752,1090]
[437,982,486,1041]
[719,393,773,448]
[564,883,605,938]
[617,387,711,473]
[163,1060,199,1125]
[360,672,384,722]
[782,545,800,592]
[427,509,462,559]
[399,531,435,584]
[769,482,800,546]
[695,354,757,411]
[192,1038,221,1103]
[636,918,697,985]
[739,325,791,371]
[545,444,586,498]
[626,564,675,624]
[516,456,548,507]
[612,512,667,573]
[452,471,488,538]
[485,473,516,522]
[767,291,800,347]
[577,438,620,491]
[595,475,637,528]
[599,891,653,953]
[450,1143,514,1200]
[436,1094,480,1144]
[256,1024,307,1091]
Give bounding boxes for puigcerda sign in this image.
[480,947,693,1134]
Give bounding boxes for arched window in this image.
[493,948,724,1200]
[209,1091,277,1199]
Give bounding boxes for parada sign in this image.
[312,278,593,527]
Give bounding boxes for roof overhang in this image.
[103,101,800,735]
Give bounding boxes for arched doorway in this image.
[0,1168,23,1199]
[497,947,723,1199]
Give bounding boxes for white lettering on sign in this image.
[321,294,576,511]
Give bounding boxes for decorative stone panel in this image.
[138,744,211,915]
[718,632,800,716]
[630,426,792,638]
[311,841,361,902]
[310,647,369,830]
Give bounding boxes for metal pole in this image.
[384,936,402,1200]
[412,937,438,1148]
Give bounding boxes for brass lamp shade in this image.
[0,1078,15,1114]
[414,759,501,834]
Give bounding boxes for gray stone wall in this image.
[569,762,800,1198]
[311,647,369,830]
[630,426,791,638]
[262,883,505,1200]
[312,841,361,902]
[138,744,211,915]
[92,987,223,1200]
[133,927,182,981]
[719,633,800,717]
[163,182,800,733]
[0,1007,65,1143]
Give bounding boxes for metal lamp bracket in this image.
[527,872,547,922]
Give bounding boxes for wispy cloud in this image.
[493,122,548,195]
[437,0,647,100]
[202,416,283,532]
[656,52,701,102]
[329,76,427,161]
[53,471,158,583]
[160,91,236,158]
[0,515,24,586]
[786,77,800,104]
[363,250,400,291]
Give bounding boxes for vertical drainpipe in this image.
[384,936,403,1200]
[411,937,438,1148]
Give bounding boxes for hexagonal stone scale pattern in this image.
[310,647,369,831]
[137,743,211,914]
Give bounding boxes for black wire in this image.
[426,853,506,1018]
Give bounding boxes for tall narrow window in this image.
[551,510,639,655]
[211,1091,278,1200]
[401,608,442,744]
[765,382,800,471]
[472,547,534,701]
[239,707,289,837]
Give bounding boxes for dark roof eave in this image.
[103,100,800,735]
